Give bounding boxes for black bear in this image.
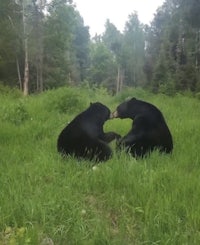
[112,98,173,157]
[57,102,121,162]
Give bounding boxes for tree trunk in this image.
[38,34,44,92]
[120,68,124,91]
[16,57,22,91]
[36,47,43,92]
[34,0,45,92]
[195,29,200,71]
[116,65,120,94]
[116,66,124,94]
[22,0,29,96]
[23,37,29,96]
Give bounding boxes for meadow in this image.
[0,85,200,245]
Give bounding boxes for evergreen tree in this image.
[102,20,123,93]
[123,12,146,87]
[44,0,89,88]
[145,0,200,93]
[0,0,21,87]
[88,39,117,91]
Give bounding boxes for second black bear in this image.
[112,98,173,157]
[57,102,120,162]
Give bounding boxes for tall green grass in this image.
[0,86,200,244]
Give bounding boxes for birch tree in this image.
[14,0,30,95]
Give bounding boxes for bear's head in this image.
[89,102,111,122]
[111,97,144,119]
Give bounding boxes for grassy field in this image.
[0,86,200,244]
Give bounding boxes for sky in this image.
[74,0,165,37]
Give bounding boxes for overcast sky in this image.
[74,0,165,36]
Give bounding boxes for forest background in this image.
[1,0,200,96]
[1,1,200,243]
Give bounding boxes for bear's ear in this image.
[131,97,137,101]
[90,102,93,106]
[125,97,136,102]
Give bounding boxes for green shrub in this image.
[80,81,111,102]
[195,92,200,100]
[44,87,88,114]
[114,87,150,103]
[158,81,176,96]
[1,100,29,125]
[0,84,22,98]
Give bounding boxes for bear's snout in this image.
[110,111,119,119]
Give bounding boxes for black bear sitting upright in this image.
[57,102,120,162]
[112,98,173,157]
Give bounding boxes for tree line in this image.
[0,0,200,95]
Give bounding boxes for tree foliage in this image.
[145,0,200,93]
[0,0,200,94]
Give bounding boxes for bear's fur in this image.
[112,98,173,157]
[57,102,120,162]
